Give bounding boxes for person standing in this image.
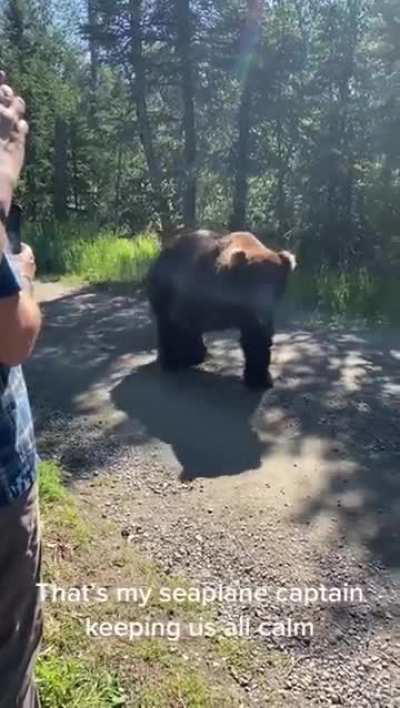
[0,71,43,707]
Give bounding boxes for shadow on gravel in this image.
[27,284,154,412]
[25,284,155,473]
[269,328,400,570]
[26,285,400,571]
[112,362,265,481]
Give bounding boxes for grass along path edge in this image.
[37,460,283,707]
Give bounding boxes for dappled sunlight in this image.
[26,285,400,572]
[338,350,382,393]
[72,351,157,419]
[381,380,400,398]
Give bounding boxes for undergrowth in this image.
[25,220,159,285]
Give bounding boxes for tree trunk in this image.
[69,120,80,211]
[229,0,262,230]
[276,115,289,236]
[129,0,172,236]
[87,0,99,128]
[53,116,68,221]
[175,0,197,228]
[114,144,123,228]
[230,79,252,230]
[274,0,289,236]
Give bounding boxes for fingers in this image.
[18,119,29,136]
[14,96,26,117]
[0,70,28,142]
[0,71,26,117]
[0,87,25,117]
[20,243,34,258]
[0,83,14,107]
[0,108,29,137]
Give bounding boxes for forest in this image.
[0,0,398,320]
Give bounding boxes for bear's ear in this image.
[216,247,248,270]
[228,249,248,268]
[279,250,297,271]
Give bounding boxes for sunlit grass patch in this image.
[36,655,126,708]
[39,460,89,545]
[67,233,159,284]
[39,460,68,504]
[26,220,160,284]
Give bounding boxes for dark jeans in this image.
[0,483,42,707]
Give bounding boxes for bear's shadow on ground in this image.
[112,362,265,481]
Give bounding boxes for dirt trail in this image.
[28,280,400,705]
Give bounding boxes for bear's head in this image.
[217,231,297,317]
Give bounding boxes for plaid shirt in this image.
[0,253,38,507]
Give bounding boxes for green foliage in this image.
[37,460,124,707]
[39,460,68,504]
[69,233,160,284]
[288,267,399,324]
[36,656,126,708]
[26,221,160,283]
[39,459,89,543]
[136,670,214,708]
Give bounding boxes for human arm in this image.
[0,70,28,255]
[0,72,40,366]
[0,246,41,367]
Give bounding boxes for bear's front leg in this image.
[240,320,274,390]
[177,327,207,368]
[171,304,208,367]
[157,317,207,370]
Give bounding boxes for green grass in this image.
[36,656,126,708]
[214,636,253,675]
[287,266,399,325]
[38,460,89,547]
[37,461,125,705]
[25,220,160,285]
[37,461,241,706]
[39,460,68,504]
[137,670,215,708]
[67,234,159,284]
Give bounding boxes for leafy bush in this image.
[287,267,398,325]
[25,220,160,284]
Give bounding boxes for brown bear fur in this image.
[147,229,296,389]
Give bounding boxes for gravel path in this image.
[28,281,400,706]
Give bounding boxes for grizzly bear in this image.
[147,230,296,389]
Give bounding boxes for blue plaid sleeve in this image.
[0,253,37,506]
